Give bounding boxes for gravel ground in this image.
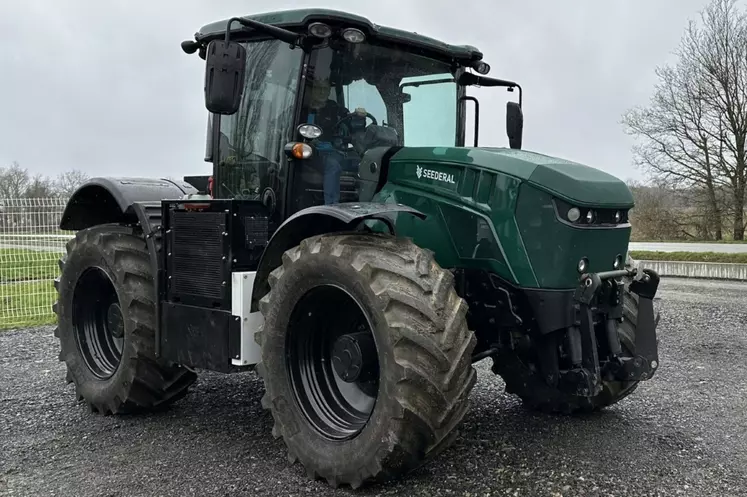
[2,277,747,497]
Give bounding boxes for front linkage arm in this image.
[565,267,660,397]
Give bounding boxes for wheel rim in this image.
[286,284,380,441]
[72,267,124,379]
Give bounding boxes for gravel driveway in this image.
[2,277,747,496]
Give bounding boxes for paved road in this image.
[630,242,747,253]
[2,278,747,496]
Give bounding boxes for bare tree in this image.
[623,0,747,240]
[622,48,725,239]
[683,0,747,239]
[55,169,89,197]
[24,173,56,198]
[628,180,694,240]
[0,162,31,198]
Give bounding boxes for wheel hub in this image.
[72,267,123,379]
[287,284,380,441]
[107,303,124,339]
[331,332,376,383]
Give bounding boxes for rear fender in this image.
[59,177,197,231]
[251,202,426,311]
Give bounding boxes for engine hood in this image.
[389,146,634,208]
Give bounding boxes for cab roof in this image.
[196,8,483,64]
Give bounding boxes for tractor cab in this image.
[183,9,523,228]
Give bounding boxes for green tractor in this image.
[53,9,661,489]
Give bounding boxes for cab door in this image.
[210,38,305,231]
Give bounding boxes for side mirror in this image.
[506,101,524,149]
[204,40,246,115]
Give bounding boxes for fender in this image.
[59,177,197,231]
[251,202,427,311]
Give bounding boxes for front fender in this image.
[59,177,197,231]
[251,202,426,311]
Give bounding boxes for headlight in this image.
[475,62,491,75]
[613,254,623,269]
[577,257,589,273]
[586,210,595,223]
[615,210,622,223]
[308,22,332,38]
[342,28,366,43]
[298,124,322,139]
[567,207,581,223]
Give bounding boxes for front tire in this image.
[255,233,477,488]
[54,224,196,414]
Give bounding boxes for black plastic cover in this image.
[204,40,246,115]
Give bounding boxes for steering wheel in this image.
[334,111,378,137]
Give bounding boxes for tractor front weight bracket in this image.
[559,268,661,397]
[625,268,661,379]
[602,267,660,384]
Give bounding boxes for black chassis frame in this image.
[456,265,660,397]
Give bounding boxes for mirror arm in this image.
[225,17,305,47]
[458,72,524,107]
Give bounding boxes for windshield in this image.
[302,42,460,150]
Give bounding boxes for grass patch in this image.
[1,248,60,329]
[629,251,747,264]
[0,280,57,330]
[0,248,62,282]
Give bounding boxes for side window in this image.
[216,40,302,199]
[401,74,457,147]
[344,80,388,125]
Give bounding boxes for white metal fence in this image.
[0,198,72,329]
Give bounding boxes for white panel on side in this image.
[231,271,264,366]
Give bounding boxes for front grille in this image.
[171,211,225,300]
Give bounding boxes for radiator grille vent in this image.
[244,215,269,249]
[171,211,225,300]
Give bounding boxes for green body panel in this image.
[197,9,482,63]
[373,147,634,289]
[514,185,632,288]
[390,147,635,209]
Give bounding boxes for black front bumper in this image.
[558,267,661,397]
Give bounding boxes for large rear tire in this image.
[493,265,658,414]
[255,233,477,488]
[54,224,196,414]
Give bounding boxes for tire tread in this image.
[256,232,477,487]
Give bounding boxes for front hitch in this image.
[559,267,660,397]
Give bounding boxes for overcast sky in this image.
[0,0,712,183]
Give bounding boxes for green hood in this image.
[390,147,634,209]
